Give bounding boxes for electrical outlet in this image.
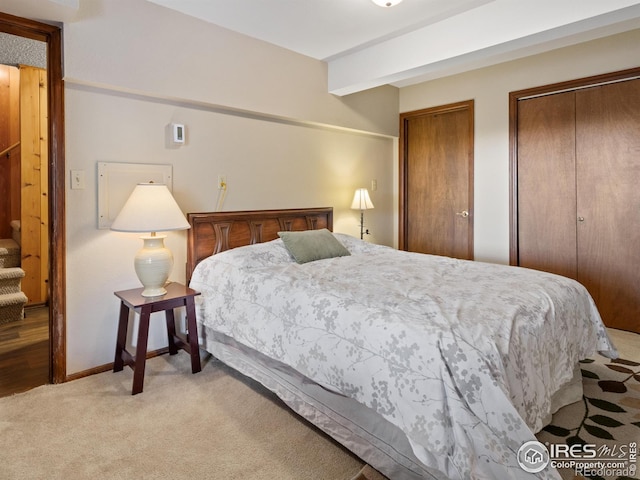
[217,175,227,190]
[371,179,378,192]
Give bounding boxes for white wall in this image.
[63,0,398,136]
[63,0,399,374]
[400,28,640,264]
[60,1,640,375]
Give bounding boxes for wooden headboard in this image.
[186,207,333,282]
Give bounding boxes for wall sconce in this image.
[351,188,374,240]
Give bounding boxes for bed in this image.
[186,207,617,480]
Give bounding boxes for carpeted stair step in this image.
[0,238,21,268]
[0,291,28,325]
[0,267,25,295]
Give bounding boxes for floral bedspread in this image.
[190,234,616,479]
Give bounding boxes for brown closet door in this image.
[576,80,640,332]
[401,101,473,259]
[517,92,578,280]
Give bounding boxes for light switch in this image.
[71,170,85,190]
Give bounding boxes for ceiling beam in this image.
[328,0,640,95]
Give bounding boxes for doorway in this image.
[0,12,66,394]
[399,100,474,259]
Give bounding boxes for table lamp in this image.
[111,183,190,297]
[351,188,374,240]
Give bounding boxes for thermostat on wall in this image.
[172,123,185,144]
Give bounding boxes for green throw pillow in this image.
[278,229,350,264]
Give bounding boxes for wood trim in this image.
[186,207,333,283]
[510,66,640,102]
[399,100,474,254]
[48,25,66,385]
[398,114,407,249]
[0,11,57,42]
[508,66,640,266]
[0,12,66,384]
[65,348,170,383]
[508,90,519,265]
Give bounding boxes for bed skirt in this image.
[200,327,583,480]
[201,327,441,479]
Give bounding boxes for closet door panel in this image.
[517,92,578,279]
[576,80,640,331]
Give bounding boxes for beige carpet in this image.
[0,353,383,480]
[4,351,637,480]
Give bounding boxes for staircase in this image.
[0,239,28,325]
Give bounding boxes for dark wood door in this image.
[517,91,578,280]
[575,80,640,332]
[515,77,640,333]
[400,101,474,259]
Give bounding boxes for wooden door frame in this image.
[509,66,640,266]
[0,12,66,383]
[399,100,474,253]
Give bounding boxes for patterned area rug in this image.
[537,355,640,480]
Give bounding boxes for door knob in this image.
[456,210,469,218]
[578,216,585,222]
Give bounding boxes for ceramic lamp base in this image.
[134,235,173,297]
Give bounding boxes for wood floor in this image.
[0,306,49,398]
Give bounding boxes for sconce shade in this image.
[111,183,190,297]
[351,188,375,211]
[110,183,190,233]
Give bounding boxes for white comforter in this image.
[190,234,616,479]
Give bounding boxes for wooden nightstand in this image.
[113,282,202,395]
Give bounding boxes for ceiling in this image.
[147,0,493,61]
[146,0,640,95]
[3,0,640,95]
[0,0,79,26]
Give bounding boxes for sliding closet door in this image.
[515,75,640,333]
[575,80,640,332]
[517,92,578,280]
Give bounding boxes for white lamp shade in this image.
[111,183,189,297]
[351,188,375,210]
[111,183,190,233]
[371,0,403,6]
